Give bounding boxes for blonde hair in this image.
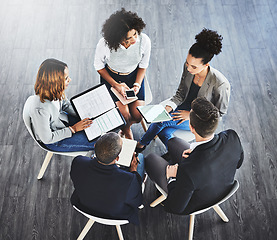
[34,58,67,102]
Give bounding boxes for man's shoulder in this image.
[116,168,137,179]
[218,129,240,142]
[72,155,94,169]
[184,130,240,162]
[73,155,92,162]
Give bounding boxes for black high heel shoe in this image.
[135,145,146,153]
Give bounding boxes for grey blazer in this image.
[29,95,77,144]
[168,65,230,116]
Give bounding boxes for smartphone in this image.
[125,89,136,99]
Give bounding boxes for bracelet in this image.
[69,126,75,134]
[133,83,141,88]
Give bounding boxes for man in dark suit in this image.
[145,97,244,214]
[70,132,143,224]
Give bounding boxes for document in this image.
[70,84,125,141]
[137,105,172,123]
[117,138,137,167]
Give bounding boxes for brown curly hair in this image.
[101,8,146,51]
[34,59,67,103]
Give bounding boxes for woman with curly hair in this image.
[94,8,151,139]
[136,28,230,151]
[30,58,96,152]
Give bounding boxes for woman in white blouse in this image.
[94,8,151,139]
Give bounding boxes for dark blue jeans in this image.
[45,115,96,152]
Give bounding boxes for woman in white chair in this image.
[94,8,151,139]
[136,28,230,151]
[30,58,95,152]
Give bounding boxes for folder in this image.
[70,84,125,141]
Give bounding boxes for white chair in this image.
[23,95,93,180]
[140,75,153,132]
[149,183,167,208]
[73,205,129,240]
[150,180,240,240]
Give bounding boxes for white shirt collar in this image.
[190,134,215,151]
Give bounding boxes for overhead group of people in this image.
[27,8,244,226]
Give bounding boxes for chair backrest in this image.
[73,206,129,226]
[155,183,168,197]
[191,180,240,215]
[23,95,91,157]
[173,130,195,143]
[23,95,42,145]
[144,75,152,105]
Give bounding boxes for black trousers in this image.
[144,137,190,193]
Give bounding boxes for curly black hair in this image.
[101,8,146,51]
[189,28,223,64]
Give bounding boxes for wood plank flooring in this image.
[0,0,277,239]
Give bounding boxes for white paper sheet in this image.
[84,108,124,141]
[72,85,115,119]
[117,138,137,167]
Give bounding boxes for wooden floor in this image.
[0,0,276,239]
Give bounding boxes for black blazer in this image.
[70,156,142,224]
[164,129,244,215]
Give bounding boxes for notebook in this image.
[117,138,137,167]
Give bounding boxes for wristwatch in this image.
[167,177,176,184]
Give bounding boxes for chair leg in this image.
[188,214,195,240]
[37,151,54,180]
[115,225,124,240]
[150,194,167,207]
[213,205,229,222]
[77,219,95,240]
[141,119,148,132]
[140,119,158,140]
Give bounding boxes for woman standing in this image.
[94,8,151,139]
[30,58,95,152]
[136,28,230,150]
